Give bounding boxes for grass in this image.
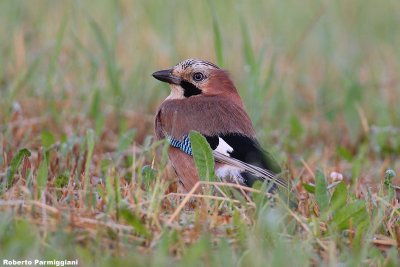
[1,0,400,266]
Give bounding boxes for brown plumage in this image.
[152,58,285,192]
[167,147,199,191]
[155,96,255,139]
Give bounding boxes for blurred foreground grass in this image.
[0,0,400,266]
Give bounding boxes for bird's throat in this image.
[166,84,186,100]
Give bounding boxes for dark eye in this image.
[192,72,205,82]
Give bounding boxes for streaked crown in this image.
[174,58,219,72]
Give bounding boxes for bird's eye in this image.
[192,72,205,82]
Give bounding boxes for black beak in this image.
[152,69,181,85]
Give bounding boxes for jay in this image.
[152,59,287,192]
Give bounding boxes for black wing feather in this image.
[205,133,284,188]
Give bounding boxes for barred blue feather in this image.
[167,135,193,155]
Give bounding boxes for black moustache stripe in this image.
[180,80,202,97]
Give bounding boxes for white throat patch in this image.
[166,84,185,100]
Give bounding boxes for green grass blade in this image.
[240,19,256,71]
[207,0,224,67]
[4,148,31,190]
[89,19,122,99]
[83,129,95,206]
[36,158,48,190]
[46,15,68,94]
[315,170,329,213]
[189,131,215,181]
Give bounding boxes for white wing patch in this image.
[214,138,244,184]
[215,137,233,156]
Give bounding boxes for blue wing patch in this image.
[167,135,193,155]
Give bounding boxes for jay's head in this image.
[152,59,240,101]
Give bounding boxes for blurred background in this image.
[1,1,400,265]
[0,0,399,180]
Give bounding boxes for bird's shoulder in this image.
[157,95,239,113]
[155,96,256,138]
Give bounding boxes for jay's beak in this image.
[152,69,181,85]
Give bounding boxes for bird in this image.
[152,58,288,193]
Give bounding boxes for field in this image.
[1,1,400,266]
